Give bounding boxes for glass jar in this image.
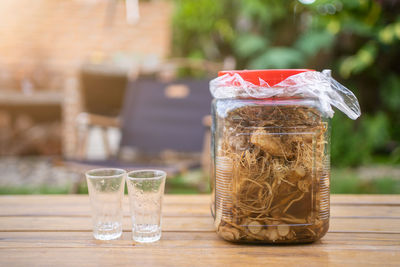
[210,69,332,243]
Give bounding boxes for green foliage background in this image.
[172,0,400,167]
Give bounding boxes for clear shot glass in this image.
[126,170,167,243]
[86,168,126,240]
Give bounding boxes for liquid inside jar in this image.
[213,100,330,243]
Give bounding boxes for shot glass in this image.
[86,168,126,240]
[126,170,166,243]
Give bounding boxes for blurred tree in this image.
[172,0,400,167]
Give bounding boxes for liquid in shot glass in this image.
[86,168,126,240]
[126,170,166,243]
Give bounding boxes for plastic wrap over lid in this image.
[210,69,361,120]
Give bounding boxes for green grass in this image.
[165,170,210,194]
[168,168,400,194]
[1,167,399,195]
[330,168,400,194]
[0,185,70,195]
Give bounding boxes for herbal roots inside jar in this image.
[215,104,330,243]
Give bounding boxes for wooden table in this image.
[0,195,399,266]
[0,91,62,105]
[0,91,62,123]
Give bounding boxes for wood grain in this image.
[0,216,399,233]
[1,195,399,217]
[0,247,399,267]
[0,232,399,248]
[0,194,399,266]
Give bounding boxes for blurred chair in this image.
[118,77,212,171]
[67,76,212,192]
[75,64,128,158]
[67,60,218,192]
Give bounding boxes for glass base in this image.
[132,224,161,243]
[94,231,122,240]
[93,222,122,240]
[133,233,161,243]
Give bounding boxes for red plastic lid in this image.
[218,69,315,87]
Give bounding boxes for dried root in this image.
[218,226,240,241]
[215,104,330,243]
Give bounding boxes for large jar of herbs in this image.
[210,69,360,243]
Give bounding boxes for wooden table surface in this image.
[0,195,399,266]
[0,91,62,105]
